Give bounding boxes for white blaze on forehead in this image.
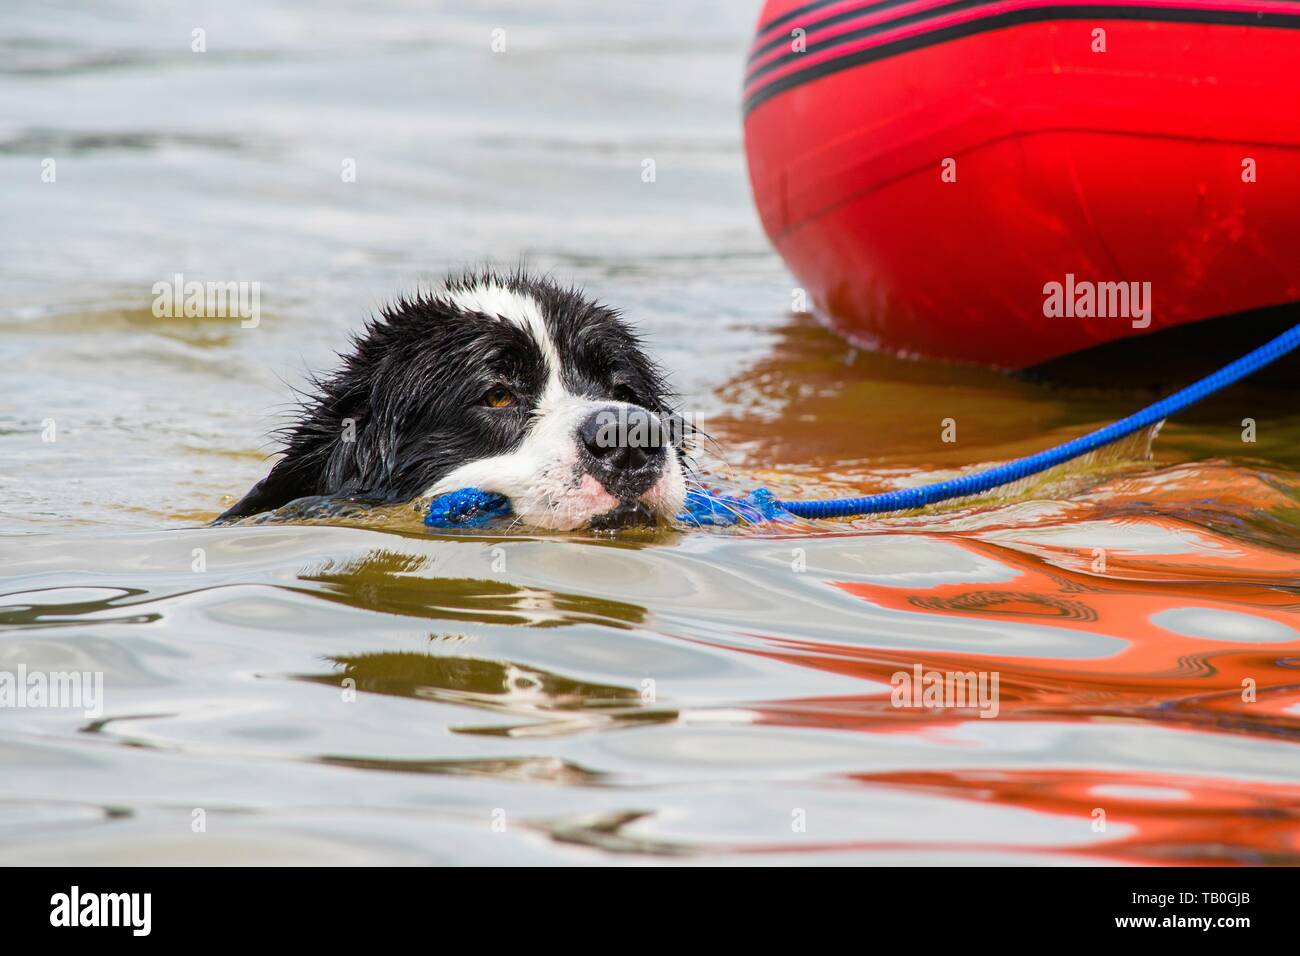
[447,281,564,399]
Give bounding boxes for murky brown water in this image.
[2,1,1298,865]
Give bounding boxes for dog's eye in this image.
[612,383,640,406]
[482,385,515,408]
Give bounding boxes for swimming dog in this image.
[218,270,687,530]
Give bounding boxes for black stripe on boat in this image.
[753,0,850,40]
[749,0,1300,85]
[749,0,920,65]
[744,5,1300,115]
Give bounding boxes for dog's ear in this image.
[214,458,316,522]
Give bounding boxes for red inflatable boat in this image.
[743,0,1300,369]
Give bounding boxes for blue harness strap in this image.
[424,323,1300,529]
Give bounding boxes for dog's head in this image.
[219,271,688,530]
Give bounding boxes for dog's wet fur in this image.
[218,270,688,530]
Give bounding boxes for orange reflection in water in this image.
[746,526,1299,732]
[725,519,1300,863]
[844,769,1300,865]
[701,315,1300,862]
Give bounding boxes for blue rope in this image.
[426,323,1300,528]
[778,322,1300,519]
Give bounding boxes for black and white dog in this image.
[218,270,688,530]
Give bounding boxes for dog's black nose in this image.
[578,407,666,495]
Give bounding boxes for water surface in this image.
[2,0,1298,865]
